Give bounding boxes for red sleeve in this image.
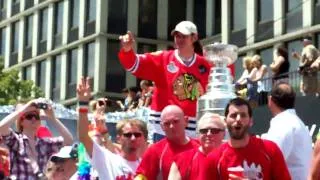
[227,63,235,78]
[118,49,164,82]
[267,141,291,180]
[199,152,219,180]
[135,145,160,179]
[118,49,137,70]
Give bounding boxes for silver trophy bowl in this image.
[197,43,238,119]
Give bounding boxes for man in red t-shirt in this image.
[200,98,291,180]
[134,105,199,180]
[168,113,226,180]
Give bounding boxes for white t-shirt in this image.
[92,141,140,180]
[262,109,312,180]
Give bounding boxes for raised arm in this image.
[0,101,37,136]
[77,77,93,157]
[43,105,73,145]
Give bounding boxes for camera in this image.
[37,102,48,110]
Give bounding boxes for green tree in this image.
[0,57,44,105]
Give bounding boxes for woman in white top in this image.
[252,55,270,105]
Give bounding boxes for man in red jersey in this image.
[168,113,226,180]
[134,105,199,180]
[200,97,291,180]
[119,21,235,141]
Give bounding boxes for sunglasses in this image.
[23,113,40,121]
[122,132,143,138]
[199,128,224,135]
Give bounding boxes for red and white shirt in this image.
[119,49,236,136]
[200,136,291,180]
[135,138,199,180]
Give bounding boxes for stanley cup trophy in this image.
[197,43,238,119]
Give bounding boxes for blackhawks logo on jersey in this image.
[173,73,204,101]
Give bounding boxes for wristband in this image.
[78,107,89,113]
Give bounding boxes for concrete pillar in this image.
[221,0,231,43]
[246,0,256,44]
[126,0,139,88]
[186,0,194,21]
[274,0,284,36]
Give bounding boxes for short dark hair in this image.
[225,97,252,118]
[270,82,295,109]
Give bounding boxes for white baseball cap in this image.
[171,21,198,36]
[50,145,78,162]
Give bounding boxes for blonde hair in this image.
[197,113,226,132]
[243,56,253,71]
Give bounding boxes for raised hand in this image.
[77,77,91,102]
[119,31,135,52]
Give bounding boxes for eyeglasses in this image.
[23,113,40,121]
[122,132,143,138]
[199,128,224,135]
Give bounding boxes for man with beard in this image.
[201,98,290,180]
[262,82,312,180]
[77,77,148,180]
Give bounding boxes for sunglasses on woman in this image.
[23,112,40,121]
[199,128,224,135]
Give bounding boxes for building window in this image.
[0,28,5,57]
[167,0,186,40]
[286,39,303,71]
[25,15,33,48]
[54,2,63,35]
[193,0,206,39]
[256,0,273,42]
[52,55,61,101]
[67,48,78,98]
[230,0,246,47]
[231,0,246,31]
[317,33,320,48]
[108,0,127,34]
[25,0,34,9]
[11,21,19,53]
[37,60,46,92]
[11,0,20,15]
[69,0,79,29]
[39,8,48,42]
[137,43,157,54]
[212,0,221,35]
[138,0,157,38]
[258,47,273,68]
[23,65,32,80]
[54,2,63,47]
[0,0,7,21]
[234,55,245,81]
[86,0,96,22]
[285,0,302,33]
[314,0,320,24]
[106,39,126,92]
[84,42,95,88]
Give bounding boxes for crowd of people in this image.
[0,20,319,180]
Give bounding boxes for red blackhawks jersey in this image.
[200,136,291,180]
[118,49,234,136]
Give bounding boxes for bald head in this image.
[160,105,184,121]
[270,82,295,110]
[197,113,226,132]
[160,105,187,141]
